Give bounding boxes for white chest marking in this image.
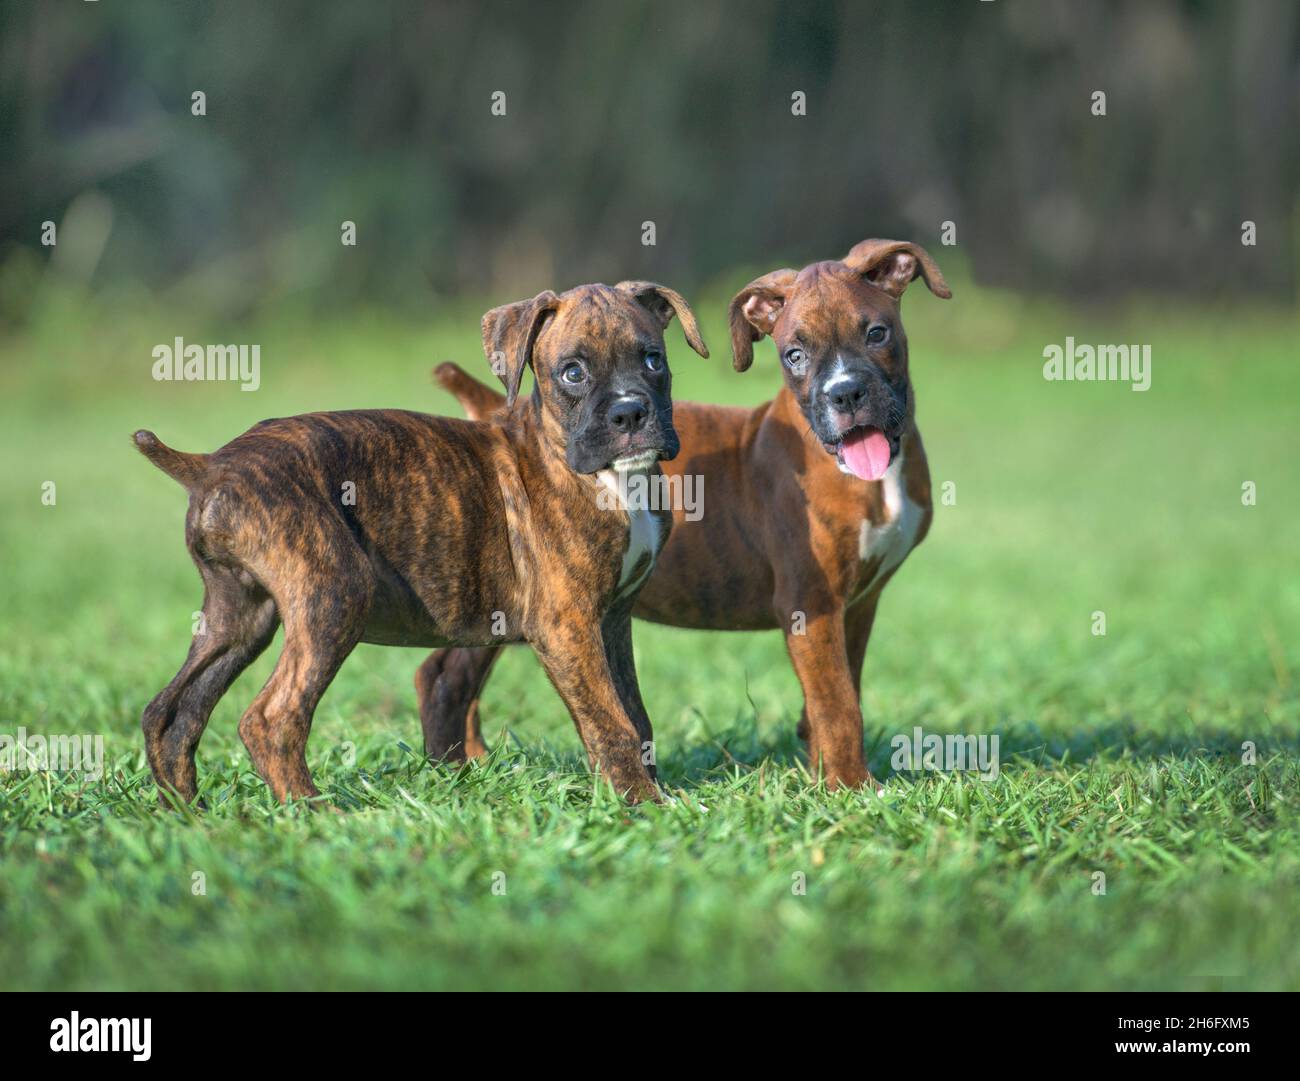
[597,468,666,594]
[856,453,923,596]
[619,503,663,591]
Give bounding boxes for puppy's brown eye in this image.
[867,325,888,344]
[561,362,586,385]
[784,347,807,368]
[643,352,664,373]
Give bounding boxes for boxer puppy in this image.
[136,281,708,806]
[423,241,949,790]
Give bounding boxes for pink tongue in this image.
[841,428,891,481]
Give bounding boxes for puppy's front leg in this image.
[533,620,660,803]
[779,596,878,791]
[601,606,657,784]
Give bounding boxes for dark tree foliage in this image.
[1,0,1295,312]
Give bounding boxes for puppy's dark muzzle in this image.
[605,394,678,458]
[569,395,678,473]
[812,372,907,451]
[827,375,871,420]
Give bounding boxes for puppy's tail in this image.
[433,362,507,422]
[133,430,209,490]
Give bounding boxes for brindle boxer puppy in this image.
[422,240,949,790]
[136,281,708,806]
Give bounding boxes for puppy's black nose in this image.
[608,397,649,433]
[828,377,869,414]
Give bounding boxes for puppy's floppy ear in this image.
[481,290,559,407]
[615,281,710,358]
[727,268,797,372]
[841,239,952,300]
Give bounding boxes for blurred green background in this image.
[2,0,1298,316]
[1,1,1298,991]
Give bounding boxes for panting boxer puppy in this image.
[135,281,709,806]
[422,240,950,790]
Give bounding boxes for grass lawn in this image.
[1,274,1297,991]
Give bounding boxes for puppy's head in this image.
[728,239,950,480]
[482,281,708,475]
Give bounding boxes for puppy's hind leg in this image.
[236,540,373,806]
[142,567,279,807]
[416,646,500,761]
